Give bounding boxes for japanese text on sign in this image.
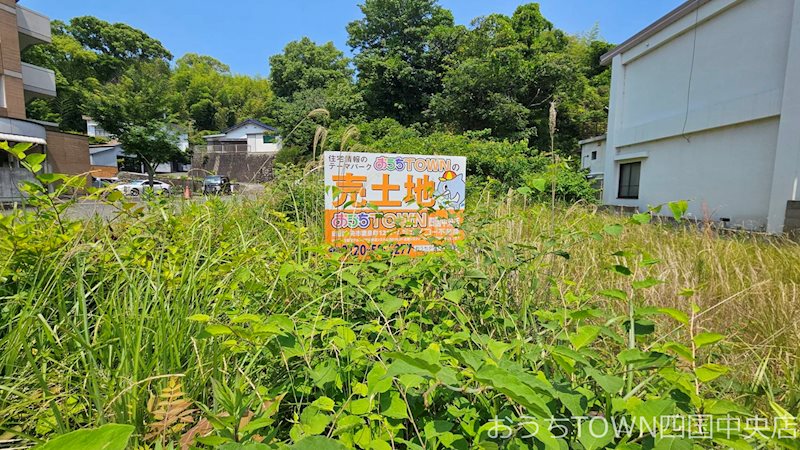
[324,151,467,256]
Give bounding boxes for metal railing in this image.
[196,144,251,154]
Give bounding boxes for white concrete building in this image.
[580,134,606,188]
[202,119,282,154]
[599,0,800,232]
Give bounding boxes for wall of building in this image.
[45,130,90,176]
[0,2,26,119]
[246,134,281,153]
[618,118,779,230]
[580,138,605,175]
[90,145,121,167]
[602,0,798,231]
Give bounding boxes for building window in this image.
[263,134,276,144]
[591,151,597,160]
[618,162,641,199]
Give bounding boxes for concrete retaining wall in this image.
[191,151,275,183]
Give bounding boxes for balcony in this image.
[17,5,51,50]
[22,62,56,101]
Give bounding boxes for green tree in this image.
[171,54,273,132]
[430,3,612,151]
[23,17,171,132]
[272,80,365,151]
[269,38,352,98]
[347,0,461,124]
[85,61,181,183]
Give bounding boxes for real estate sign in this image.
[324,151,466,257]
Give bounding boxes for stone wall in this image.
[191,151,275,183]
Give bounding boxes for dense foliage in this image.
[23,17,172,132]
[83,61,183,181]
[22,2,612,163]
[1,146,798,449]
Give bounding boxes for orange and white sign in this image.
[324,151,466,257]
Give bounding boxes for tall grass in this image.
[1,170,798,442]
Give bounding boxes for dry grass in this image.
[473,195,800,407]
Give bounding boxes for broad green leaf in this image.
[668,200,688,221]
[603,224,623,236]
[464,269,488,279]
[653,437,692,450]
[658,308,688,325]
[522,418,561,449]
[599,289,627,301]
[661,342,693,362]
[530,178,547,192]
[346,398,372,416]
[487,339,512,360]
[299,406,331,435]
[693,332,724,348]
[703,399,750,416]
[231,314,262,324]
[710,438,751,450]
[475,365,551,418]
[578,418,615,450]
[354,425,372,448]
[278,262,295,280]
[35,424,134,450]
[106,190,123,202]
[25,153,47,166]
[695,363,729,382]
[631,398,675,430]
[612,265,632,276]
[444,289,465,303]
[205,324,233,336]
[188,314,211,323]
[377,292,404,317]
[570,325,601,350]
[632,277,663,290]
[385,351,441,375]
[379,391,408,419]
[631,213,651,225]
[617,348,653,365]
[334,415,363,435]
[312,396,336,412]
[340,271,359,285]
[366,364,392,395]
[584,367,624,394]
[291,436,348,450]
[36,173,68,185]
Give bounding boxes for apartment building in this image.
[0,0,89,200]
[596,0,800,233]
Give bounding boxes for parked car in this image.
[91,177,119,188]
[202,175,232,195]
[115,179,172,196]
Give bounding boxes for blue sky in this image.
[23,0,684,76]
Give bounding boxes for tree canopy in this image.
[23,1,614,161]
[269,38,352,98]
[347,0,460,125]
[85,61,182,182]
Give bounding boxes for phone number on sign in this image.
[329,243,414,256]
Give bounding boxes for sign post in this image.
[324,151,467,257]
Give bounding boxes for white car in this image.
[115,179,173,196]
